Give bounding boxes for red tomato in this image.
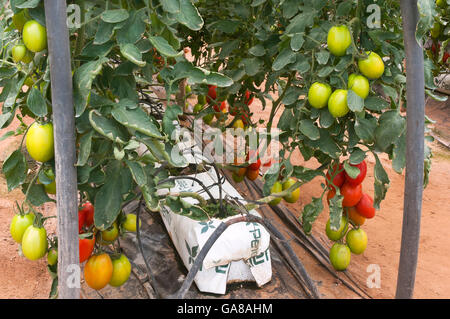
[244,90,254,105]
[78,210,86,234]
[241,111,250,126]
[355,193,376,219]
[213,100,226,113]
[327,188,336,205]
[246,168,259,181]
[246,150,261,170]
[80,202,94,228]
[340,182,363,207]
[79,236,95,263]
[344,160,367,186]
[207,85,217,104]
[326,163,345,191]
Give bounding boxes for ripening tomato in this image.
[341,182,363,207]
[325,163,346,191]
[79,236,95,263]
[246,150,261,170]
[329,243,351,271]
[84,253,113,290]
[22,20,47,53]
[355,193,376,219]
[109,254,132,287]
[26,122,54,163]
[346,228,368,255]
[346,206,366,226]
[233,118,245,130]
[10,212,35,243]
[246,168,259,181]
[348,74,370,99]
[344,160,367,186]
[308,82,332,109]
[358,51,385,80]
[232,171,245,183]
[327,25,352,57]
[22,225,48,261]
[213,101,227,113]
[269,181,283,206]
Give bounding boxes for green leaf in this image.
[73,58,107,116]
[120,43,146,67]
[349,148,366,165]
[149,36,182,58]
[299,119,320,141]
[290,33,305,51]
[315,50,330,65]
[301,197,324,234]
[329,190,344,231]
[354,116,377,143]
[89,111,129,145]
[319,108,334,128]
[317,66,334,78]
[239,58,262,76]
[111,106,163,139]
[162,104,183,137]
[285,11,315,34]
[425,89,448,102]
[125,160,147,187]
[2,150,27,192]
[22,183,53,206]
[364,96,389,112]
[374,111,406,152]
[416,0,437,43]
[0,131,14,142]
[174,0,204,31]
[336,0,353,16]
[94,161,124,230]
[392,132,406,174]
[161,0,180,13]
[272,48,296,71]
[249,44,266,56]
[343,161,360,179]
[116,10,147,45]
[101,9,130,23]
[305,129,341,159]
[347,90,364,113]
[27,87,47,117]
[16,0,40,9]
[373,153,390,209]
[94,21,115,45]
[76,130,94,167]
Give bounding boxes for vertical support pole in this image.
[396,0,425,299]
[44,0,79,299]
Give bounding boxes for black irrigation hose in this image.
[167,213,320,299]
[136,198,162,299]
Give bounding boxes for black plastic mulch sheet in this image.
[81,200,308,299]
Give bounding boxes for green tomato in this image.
[327,25,352,57]
[346,228,368,255]
[431,21,441,39]
[269,181,283,206]
[185,85,192,94]
[348,74,370,99]
[358,51,385,80]
[232,172,245,183]
[12,45,27,63]
[10,213,35,243]
[109,254,132,287]
[23,20,48,53]
[325,216,349,241]
[101,222,119,243]
[328,89,349,118]
[12,10,30,32]
[329,243,351,271]
[26,122,55,163]
[123,214,141,232]
[198,95,207,105]
[22,225,48,261]
[21,50,34,64]
[47,248,58,266]
[308,82,332,109]
[193,103,203,114]
[282,178,300,203]
[203,113,214,125]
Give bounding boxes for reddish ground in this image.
[0,86,449,298]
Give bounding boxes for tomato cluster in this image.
[324,159,376,271]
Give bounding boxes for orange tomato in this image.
[84,253,113,290]
[246,168,259,181]
[346,206,366,226]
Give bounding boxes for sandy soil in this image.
[0,85,449,299]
